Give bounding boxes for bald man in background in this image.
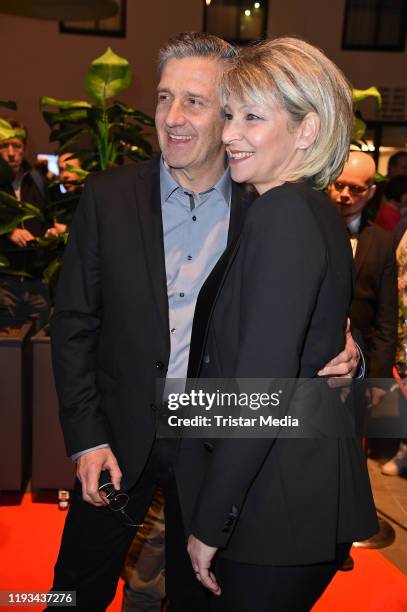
[328,151,398,409]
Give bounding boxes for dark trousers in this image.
[209,543,351,612]
[48,440,208,612]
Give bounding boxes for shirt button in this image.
[179,292,185,298]
[155,360,164,370]
[171,328,176,333]
[192,215,197,221]
[187,255,192,261]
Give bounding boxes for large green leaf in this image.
[112,127,153,156]
[0,118,26,141]
[107,102,155,126]
[352,116,367,142]
[43,257,62,282]
[0,190,43,219]
[43,108,90,127]
[50,125,89,143]
[0,269,31,278]
[353,87,382,109]
[0,213,39,235]
[63,164,89,178]
[40,96,92,110]
[58,131,92,154]
[85,48,131,107]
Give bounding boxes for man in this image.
[50,33,360,611]
[328,151,398,398]
[328,151,398,569]
[0,119,59,328]
[388,150,407,178]
[363,149,407,223]
[58,152,83,194]
[376,174,407,233]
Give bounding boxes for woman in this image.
[177,38,378,611]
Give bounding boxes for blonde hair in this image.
[222,37,354,190]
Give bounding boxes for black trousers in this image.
[209,543,351,612]
[48,439,208,612]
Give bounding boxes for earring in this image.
[298,143,306,149]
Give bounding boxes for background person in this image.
[328,151,398,407]
[0,118,53,327]
[375,174,407,235]
[387,150,407,179]
[178,37,378,612]
[58,152,83,194]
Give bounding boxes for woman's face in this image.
[222,93,304,194]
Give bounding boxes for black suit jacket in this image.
[176,182,378,565]
[0,166,52,276]
[51,157,250,491]
[350,222,397,378]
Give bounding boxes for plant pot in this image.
[0,318,33,491]
[31,327,74,490]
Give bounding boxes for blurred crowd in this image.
[0,118,83,329]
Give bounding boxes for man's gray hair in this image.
[158,32,237,74]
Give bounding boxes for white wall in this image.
[1,0,406,159]
[268,0,406,89]
[267,0,407,129]
[0,0,203,159]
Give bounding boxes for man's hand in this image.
[45,222,67,238]
[317,319,359,378]
[187,534,220,595]
[9,228,35,247]
[76,447,122,507]
[366,386,386,408]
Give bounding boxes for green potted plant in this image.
[0,48,155,286]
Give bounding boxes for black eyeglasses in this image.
[334,181,370,196]
[98,480,143,528]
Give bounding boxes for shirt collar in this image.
[347,215,361,236]
[159,156,231,207]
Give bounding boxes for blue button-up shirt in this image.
[161,158,231,395]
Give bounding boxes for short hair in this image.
[221,37,354,190]
[1,117,27,142]
[384,175,407,203]
[158,31,237,74]
[388,150,407,175]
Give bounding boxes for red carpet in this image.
[1,493,406,611]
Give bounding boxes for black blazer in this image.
[51,157,249,491]
[350,222,397,378]
[176,182,378,565]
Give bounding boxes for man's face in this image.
[328,154,376,223]
[0,138,25,176]
[390,155,407,177]
[155,57,225,181]
[58,153,82,192]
